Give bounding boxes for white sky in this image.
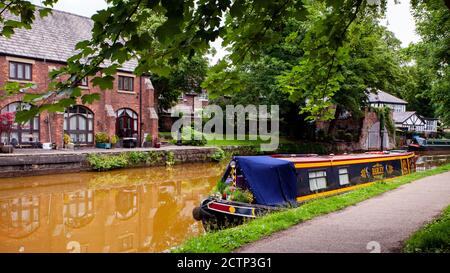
[31,0,421,63]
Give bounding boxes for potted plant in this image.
[64,133,75,149]
[111,134,119,148]
[143,133,153,147]
[153,135,161,148]
[95,132,111,149]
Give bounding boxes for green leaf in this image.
[92,75,115,90]
[75,40,90,50]
[39,8,52,17]
[23,93,44,102]
[15,108,40,123]
[81,93,101,104]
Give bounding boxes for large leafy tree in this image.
[397,46,436,119]
[2,0,441,124]
[153,54,209,112]
[278,3,403,121]
[410,0,450,125]
[203,16,311,137]
[207,2,403,121]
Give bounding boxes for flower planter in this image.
[143,141,152,148]
[0,145,14,153]
[96,143,112,149]
[65,143,75,150]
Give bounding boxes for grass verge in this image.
[403,205,450,253]
[173,163,450,253]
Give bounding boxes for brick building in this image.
[159,91,208,131]
[0,8,158,149]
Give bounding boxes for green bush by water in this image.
[87,151,163,171]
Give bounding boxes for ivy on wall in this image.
[372,106,396,137]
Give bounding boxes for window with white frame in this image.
[339,168,350,185]
[118,75,134,91]
[9,61,32,81]
[308,170,327,191]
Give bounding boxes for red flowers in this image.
[0,112,15,142]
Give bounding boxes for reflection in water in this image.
[0,163,224,253]
[116,188,138,220]
[0,196,40,239]
[415,152,450,172]
[64,190,94,229]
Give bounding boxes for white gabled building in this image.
[368,90,438,133]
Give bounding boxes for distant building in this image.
[159,90,208,131]
[368,90,407,112]
[368,90,437,133]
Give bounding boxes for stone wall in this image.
[0,147,218,178]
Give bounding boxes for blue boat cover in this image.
[222,156,298,206]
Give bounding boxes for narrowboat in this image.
[408,136,450,151]
[193,151,416,230]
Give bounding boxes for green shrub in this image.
[111,135,119,145]
[213,179,227,194]
[64,133,71,145]
[181,126,207,146]
[128,151,148,165]
[87,154,129,171]
[166,151,175,166]
[145,133,153,142]
[95,132,109,144]
[210,148,226,162]
[87,151,164,171]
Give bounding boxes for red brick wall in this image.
[0,55,158,148]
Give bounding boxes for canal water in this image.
[0,162,225,253]
[0,152,449,253]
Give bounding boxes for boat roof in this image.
[273,151,414,165]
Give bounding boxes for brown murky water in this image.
[1,152,450,253]
[0,162,225,253]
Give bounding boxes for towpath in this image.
[237,171,450,253]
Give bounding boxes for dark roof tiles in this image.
[368,90,407,105]
[0,7,137,72]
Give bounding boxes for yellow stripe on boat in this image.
[297,182,375,202]
[294,154,414,169]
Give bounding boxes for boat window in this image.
[308,170,327,191]
[338,168,350,185]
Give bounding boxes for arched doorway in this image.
[0,102,40,145]
[116,108,138,138]
[64,105,94,144]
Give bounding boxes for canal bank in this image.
[0,146,216,178]
[0,145,266,178]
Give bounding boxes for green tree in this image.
[2,0,438,125]
[410,0,450,125]
[397,46,436,118]
[153,54,209,112]
[278,4,403,121]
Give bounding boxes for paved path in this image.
[237,171,450,253]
